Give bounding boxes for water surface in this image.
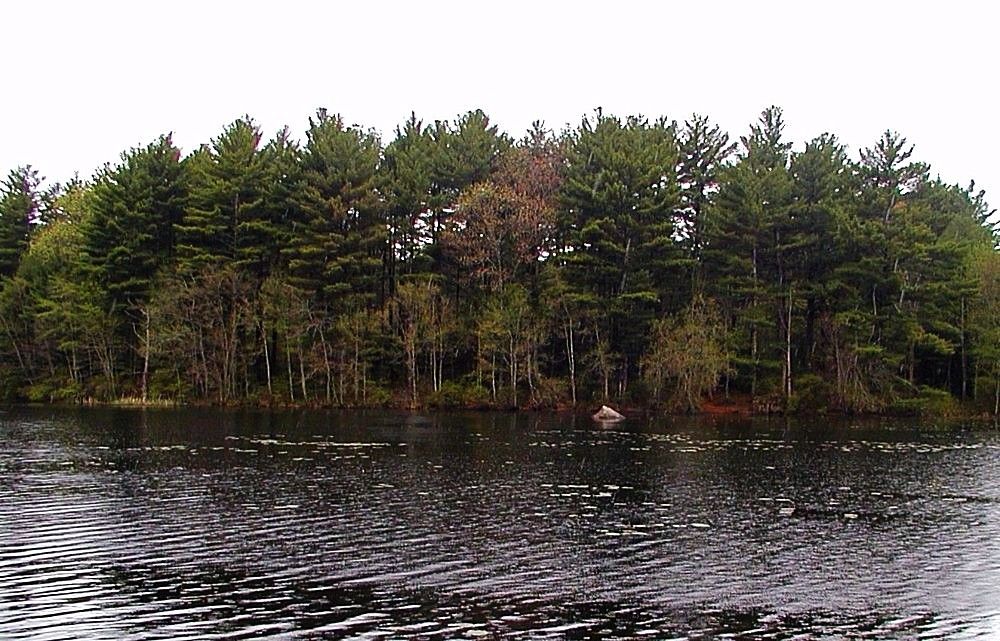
[1,407,999,639]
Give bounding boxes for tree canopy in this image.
[1,106,997,414]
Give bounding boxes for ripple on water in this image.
[1,408,999,639]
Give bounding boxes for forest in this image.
[1,106,998,414]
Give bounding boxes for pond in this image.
[1,407,999,639]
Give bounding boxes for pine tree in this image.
[382,113,436,282]
[705,107,793,400]
[787,134,856,369]
[559,110,682,398]
[0,166,44,278]
[84,135,186,308]
[676,114,736,293]
[259,127,301,276]
[286,108,382,310]
[426,110,509,280]
[176,117,266,276]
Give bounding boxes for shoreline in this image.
[4,397,992,421]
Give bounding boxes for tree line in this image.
[1,106,998,414]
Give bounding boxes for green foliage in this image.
[0,106,995,414]
[889,386,960,417]
[427,379,490,409]
[970,249,1000,414]
[0,364,22,402]
[643,296,731,412]
[0,166,45,278]
[676,114,736,291]
[787,374,833,414]
[176,117,267,276]
[84,135,185,308]
[287,109,382,308]
[381,109,509,283]
[559,110,683,396]
[362,384,393,408]
[704,107,795,399]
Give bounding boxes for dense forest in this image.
[1,107,998,414]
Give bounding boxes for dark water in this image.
[1,408,999,640]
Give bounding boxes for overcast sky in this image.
[2,0,996,206]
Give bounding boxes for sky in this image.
[1,0,997,207]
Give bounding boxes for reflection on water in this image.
[1,408,999,639]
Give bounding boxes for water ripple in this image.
[1,409,999,639]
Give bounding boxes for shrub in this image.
[890,386,959,417]
[789,373,833,414]
[427,380,490,409]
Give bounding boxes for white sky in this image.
[1,0,997,209]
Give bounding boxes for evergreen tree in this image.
[382,113,436,282]
[559,110,682,398]
[429,110,509,284]
[0,166,45,278]
[676,114,736,292]
[259,127,301,276]
[787,134,856,370]
[176,117,267,276]
[705,106,793,400]
[83,135,186,308]
[444,124,561,293]
[286,108,382,309]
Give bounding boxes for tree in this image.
[475,284,534,406]
[286,109,382,309]
[705,106,792,401]
[444,132,561,292]
[84,135,186,308]
[426,110,510,278]
[559,110,682,399]
[860,131,927,225]
[176,117,267,276]
[13,200,120,400]
[970,249,1000,414]
[246,126,301,281]
[643,296,730,412]
[392,278,440,407]
[676,114,736,292]
[0,166,45,278]
[149,266,256,403]
[382,113,437,283]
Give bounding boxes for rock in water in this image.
[592,405,625,422]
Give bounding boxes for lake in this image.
[1,407,999,639]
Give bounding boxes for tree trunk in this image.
[317,324,332,404]
[406,330,418,408]
[960,297,968,400]
[298,341,308,402]
[141,310,151,403]
[785,286,793,402]
[436,332,444,392]
[908,340,916,385]
[490,352,496,402]
[2,320,30,381]
[260,321,272,397]
[353,333,360,403]
[286,337,295,403]
[833,326,844,408]
[509,334,517,407]
[565,315,577,406]
[750,243,759,399]
[994,370,999,417]
[198,328,209,399]
[338,347,346,406]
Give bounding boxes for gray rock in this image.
[592,405,625,422]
